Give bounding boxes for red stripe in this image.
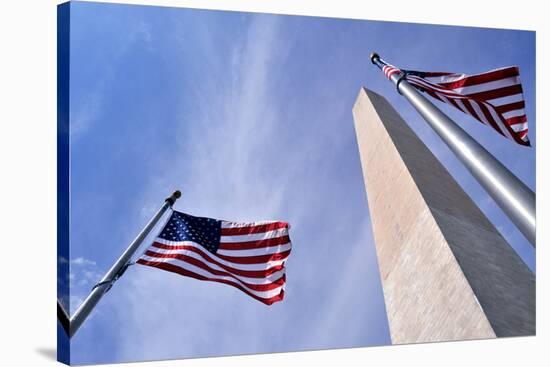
[415,80,476,116]
[483,103,526,145]
[137,260,284,305]
[150,243,284,278]
[482,102,527,144]
[466,84,523,101]
[407,68,530,146]
[438,67,519,89]
[408,77,465,98]
[495,101,525,114]
[519,129,529,139]
[506,114,527,125]
[216,250,291,264]
[141,251,284,291]
[478,102,505,136]
[221,221,288,236]
[429,91,443,101]
[461,99,481,121]
[447,97,462,110]
[388,69,399,78]
[219,235,290,250]
[384,66,400,79]
[518,136,530,146]
[472,102,526,145]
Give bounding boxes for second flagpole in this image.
[68,190,181,338]
[370,53,536,247]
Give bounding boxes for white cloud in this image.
[71,257,97,266]
[113,15,298,361]
[68,256,103,312]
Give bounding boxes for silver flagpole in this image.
[69,190,182,338]
[370,53,536,247]
[57,298,70,336]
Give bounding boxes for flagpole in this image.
[69,190,182,338]
[370,53,535,247]
[57,298,70,336]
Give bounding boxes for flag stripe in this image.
[146,245,285,278]
[495,101,525,114]
[380,59,530,146]
[219,228,288,243]
[151,240,287,273]
[454,98,470,115]
[466,84,523,101]
[137,211,292,305]
[136,259,285,305]
[451,77,520,95]
[511,122,528,132]
[488,93,524,107]
[218,235,291,250]
[484,102,515,139]
[437,67,519,89]
[216,242,291,257]
[502,109,526,119]
[220,221,288,235]
[507,115,528,125]
[216,249,292,264]
[139,253,285,290]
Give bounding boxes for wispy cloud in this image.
[68,256,103,312]
[91,12,392,363]
[71,257,97,266]
[70,17,154,139]
[114,15,293,360]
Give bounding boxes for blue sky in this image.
[58,1,535,364]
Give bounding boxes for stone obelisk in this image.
[353,87,535,344]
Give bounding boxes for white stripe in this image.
[409,75,521,108]
[487,93,524,107]
[216,242,292,257]
[152,238,288,270]
[427,66,516,85]
[221,220,281,229]
[435,92,453,105]
[469,100,493,128]
[407,76,465,98]
[502,109,526,119]
[143,248,285,284]
[220,228,288,243]
[139,255,284,299]
[452,77,519,95]
[454,98,471,115]
[485,103,513,138]
[408,70,527,143]
[425,73,464,84]
[510,122,528,133]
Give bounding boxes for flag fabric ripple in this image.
[380,60,530,146]
[137,210,292,305]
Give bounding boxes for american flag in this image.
[380,60,530,146]
[136,210,291,305]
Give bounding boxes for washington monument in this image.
[353,87,535,344]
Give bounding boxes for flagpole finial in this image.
[370,52,380,64]
[165,190,182,206]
